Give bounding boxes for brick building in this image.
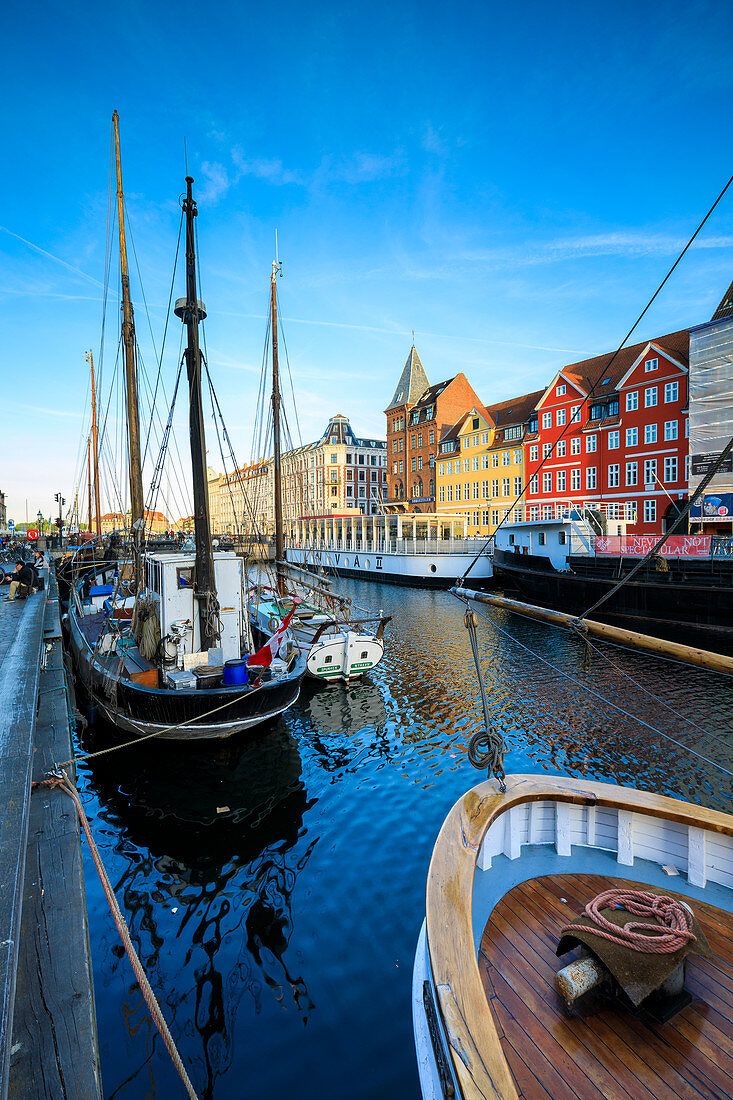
[524,330,690,534]
[384,346,487,513]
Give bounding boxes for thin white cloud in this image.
[0,226,106,288]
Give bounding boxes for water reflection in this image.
[81,724,316,1099]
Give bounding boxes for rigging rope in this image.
[458,167,733,586]
[33,771,199,1099]
[562,888,696,954]
[460,603,506,789]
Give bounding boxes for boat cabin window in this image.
[361,650,368,659]
[509,534,515,545]
[538,532,546,545]
[558,531,567,545]
[324,655,332,664]
[177,567,194,589]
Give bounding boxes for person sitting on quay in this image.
[5,560,36,601]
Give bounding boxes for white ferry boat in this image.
[286,512,493,588]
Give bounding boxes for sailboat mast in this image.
[178,176,219,650]
[87,350,102,537]
[87,437,92,534]
[112,110,145,539]
[271,260,285,595]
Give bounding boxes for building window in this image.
[447,486,453,502]
[590,404,604,420]
[608,464,620,488]
[685,418,689,438]
[393,462,397,474]
[530,445,539,461]
[571,469,581,490]
[506,425,522,441]
[542,411,552,429]
[664,456,678,483]
[460,458,468,472]
[418,456,423,470]
[429,429,434,444]
[543,505,553,520]
[644,386,658,407]
[472,456,479,471]
[492,509,500,526]
[571,437,581,455]
[482,509,489,526]
[644,358,658,372]
[530,474,539,493]
[400,439,403,451]
[626,391,639,411]
[418,433,424,447]
[586,467,597,490]
[586,434,597,453]
[455,485,461,501]
[644,424,657,444]
[626,462,638,486]
[399,460,403,474]
[557,440,566,457]
[446,461,452,474]
[502,451,510,466]
[513,476,522,495]
[557,470,566,491]
[626,427,638,447]
[482,454,489,469]
[543,442,552,458]
[513,449,521,464]
[529,506,539,521]
[439,462,445,475]
[502,477,510,495]
[492,479,499,497]
[411,434,416,449]
[492,453,499,467]
[543,472,552,493]
[608,431,620,449]
[473,481,479,499]
[644,458,657,485]
[557,383,566,395]
[473,433,479,446]
[482,432,489,444]
[644,499,657,523]
[482,480,489,499]
[557,408,566,426]
[411,457,416,471]
[664,420,677,441]
[439,486,445,502]
[571,405,581,422]
[664,381,679,403]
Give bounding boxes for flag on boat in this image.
[248,601,300,667]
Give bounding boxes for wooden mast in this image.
[86,350,102,536]
[271,258,285,596]
[177,176,219,651]
[112,110,144,545]
[87,437,92,534]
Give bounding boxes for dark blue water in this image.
[74,582,733,1099]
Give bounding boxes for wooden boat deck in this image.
[479,873,733,1100]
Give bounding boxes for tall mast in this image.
[87,437,92,534]
[176,176,219,651]
[271,258,285,595]
[86,350,102,536]
[112,110,144,540]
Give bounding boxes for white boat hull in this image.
[287,545,492,588]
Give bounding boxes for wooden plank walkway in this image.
[479,873,733,1100]
[0,572,101,1099]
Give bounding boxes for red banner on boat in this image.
[594,535,711,558]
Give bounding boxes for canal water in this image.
[74,580,733,1099]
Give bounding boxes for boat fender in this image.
[268,615,280,633]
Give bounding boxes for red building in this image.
[524,330,690,534]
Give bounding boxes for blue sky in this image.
[1,0,732,523]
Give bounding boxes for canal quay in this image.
[0,568,100,1099]
[4,574,731,1099]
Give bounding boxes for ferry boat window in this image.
[538,532,546,545]
[324,655,333,664]
[509,534,515,545]
[177,566,194,589]
[558,531,567,544]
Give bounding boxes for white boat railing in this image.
[286,537,492,557]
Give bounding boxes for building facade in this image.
[524,331,690,534]
[385,347,487,513]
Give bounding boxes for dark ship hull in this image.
[493,547,733,640]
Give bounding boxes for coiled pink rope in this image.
[562,888,697,954]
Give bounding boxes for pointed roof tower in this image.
[385,345,430,411]
[712,277,733,322]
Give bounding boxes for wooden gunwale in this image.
[424,774,733,1100]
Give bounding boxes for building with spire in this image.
[384,345,488,513]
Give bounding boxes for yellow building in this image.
[436,391,544,538]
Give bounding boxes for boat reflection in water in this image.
[299,676,389,770]
[81,722,315,1099]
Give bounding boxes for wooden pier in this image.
[0,570,101,1099]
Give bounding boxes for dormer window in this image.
[556,384,566,395]
[644,358,658,373]
[472,417,479,430]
